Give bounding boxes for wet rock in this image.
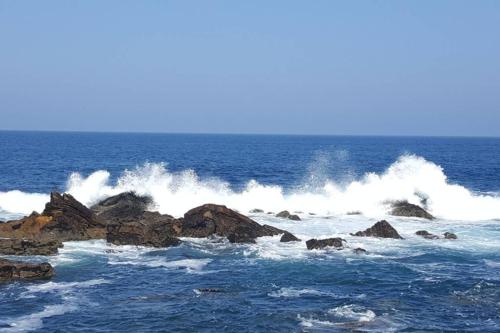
[347,211,362,215]
[249,209,264,213]
[353,247,367,254]
[306,237,344,250]
[276,210,301,221]
[280,232,301,242]
[390,201,434,220]
[179,204,288,243]
[92,192,152,221]
[444,232,457,240]
[0,192,105,242]
[351,220,403,239]
[0,258,54,282]
[195,288,224,294]
[0,238,63,256]
[415,230,439,240]
[106,212,181,248]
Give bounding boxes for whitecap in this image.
[328,304,376,322]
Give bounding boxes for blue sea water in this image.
[0,131,499,332]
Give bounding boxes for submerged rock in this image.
[0,238,63,256]
[444,232,457,240]
[0,258,54,282]
[390,201,434,220]
[351,220,403,239]
[416,230,439,240]
[280,232,301,242]
[306,237,344,250]
[249,209,264,213]
[353,247,367,254]
[179,204,288,243]
[0,192,105,242]
[276,210,301,221]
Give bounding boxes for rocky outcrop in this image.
[249,209,264,213]
[0,238,63,256]
[0,193,105,242]
[353,248,367,254]
[444,232,457,240]
[306,237,344,250]
[351,220,403,239]
[276,211,301,221]
[280,232,300,242]
[92,192,152,221]
[179,204,288,243]
[390,201,434,220]
[0,259,54,282]
[415,230,439,240]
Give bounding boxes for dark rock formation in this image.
[92,192,153,221]
[390,201,434,220]
[353,247,367,254]
[415,230,439,239]
[306,237,344,250]
[0,259,54,282]
[444,232,457,240]
[276,210,301,221]
[280,232,301,242]
[249,209,264,213]
[0,192,105,242]
[351,220,403,239]
[0,238,63,256]
[179,204,288,243]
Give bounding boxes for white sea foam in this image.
[328,304,376,323]
[269,287,339,298]
[1,155,500,221]
[21,279,110,298]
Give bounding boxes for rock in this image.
[179,204,288,243]
[195,288,224,294]
[0,238,63,256]
[0,192,105,242]
[276,210,301,221]
[306,237,344,250]
[390,201,434,220]
[249,209,264,213]
[0,258,54,282]
[415,230,439,240]
[280,232,301,242]
[351,220,403,239]
[92,192,153,221]
[353,247,367,254]
[106,213,181,248]
[347,211,362,215]
[444,232,457,240]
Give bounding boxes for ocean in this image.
[0,131,499,332]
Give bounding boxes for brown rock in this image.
[0,258,54,282]
[280,232,301,242]
[306,237,344,250]
[390,201,434,220]
[351,220,403,239]
[0,238,63,256]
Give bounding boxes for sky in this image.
[0,1,499,136]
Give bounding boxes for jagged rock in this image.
[444,232,457,240]
[353,248,367,254]
[249,209,264,213]
[276,210,301,221]
[280,232,301,242]
[306,237,344,250]
[0,259,54,282]
[179,204,288,243]
[416,230,439,239]
[92,192,152,221]
[351,220,403,239]
[390,201,434,220]
[0,238,63,256]
[0,193,105,242]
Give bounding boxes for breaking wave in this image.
[1,155,500,221]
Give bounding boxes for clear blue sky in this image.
[1,1,499,136]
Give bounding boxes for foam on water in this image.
[268,287,339,298]
[328,304,376,323]
[1,155,500,221]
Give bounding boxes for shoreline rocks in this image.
[0,238,63,256]
[390,201,434,220]
[276,211,301,221]
[306,238,344,250]
[415,230,439,240]
[280,232,301,242]
[0,258,54,282]
[351,220,403,239]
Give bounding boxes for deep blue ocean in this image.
[0,131,499,332]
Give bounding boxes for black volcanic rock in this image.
[444,232,457,240]
[416,230,439,239]
[280,232,301,242]
[92,192,153,221]
[390,201,434,220]
[353,248,367,254]
[306,237,344,250]
[0,238,63,256]
[179,204,288,243]
[0,258,54,282]
[351,220,403,239]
